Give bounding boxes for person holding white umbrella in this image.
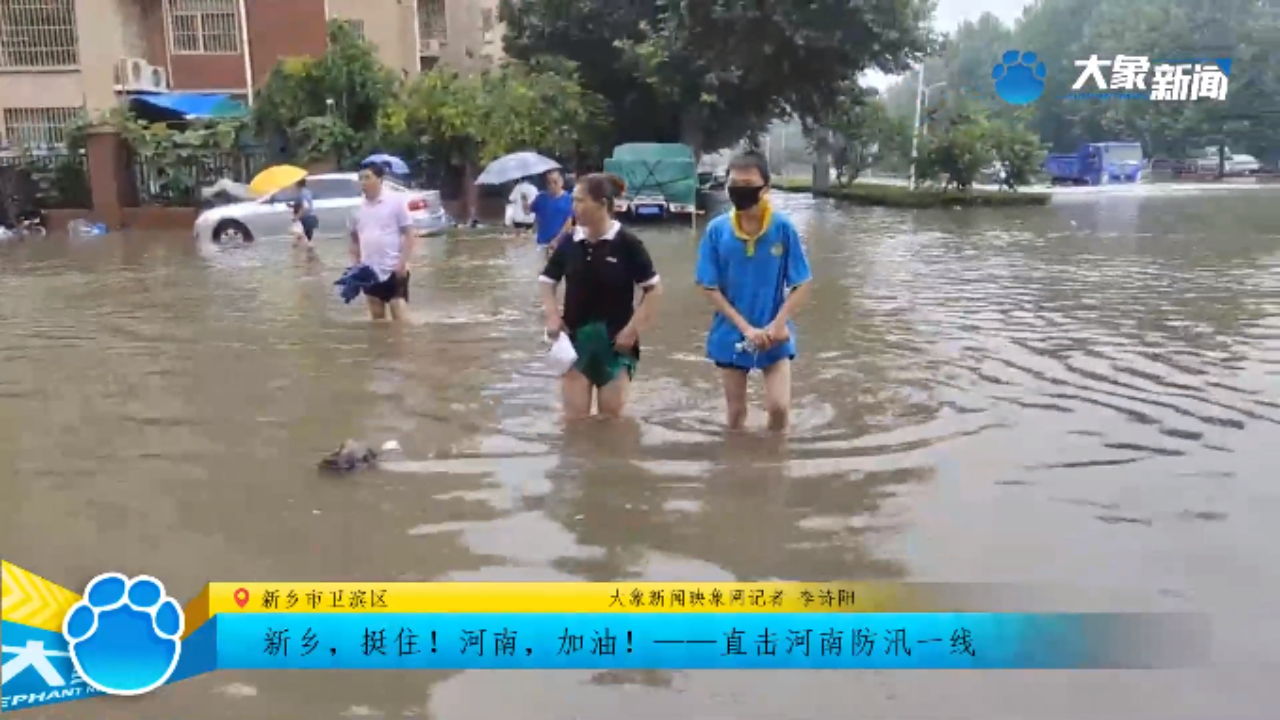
[475,152,572,252]
[505,175,537,232]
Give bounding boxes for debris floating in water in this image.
[381,440,401,452]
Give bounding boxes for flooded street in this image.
[3,187,1280,718]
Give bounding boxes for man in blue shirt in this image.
[695,151,812,432]
[530,169,575,254]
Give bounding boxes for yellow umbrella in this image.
[249,165,308,197]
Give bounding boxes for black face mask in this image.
[727,185,765,212]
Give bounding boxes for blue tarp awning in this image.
[128,93,247,119]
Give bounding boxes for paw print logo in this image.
[992,50,1047,105]
[61,573,184,696]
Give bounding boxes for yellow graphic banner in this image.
[183,581,917,627]
[0,561,82,634]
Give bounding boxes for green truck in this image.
[603,143,699,220]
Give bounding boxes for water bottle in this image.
[67,220,107,237]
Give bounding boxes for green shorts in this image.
[571,322,637,388]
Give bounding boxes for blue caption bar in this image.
[215,612,1204,670]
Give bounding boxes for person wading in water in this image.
[531,168,575,256]
[695,150,813,432]
[348,163,416,321]
[538,173,661,421]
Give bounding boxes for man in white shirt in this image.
[506,176,537,231]
[349,163,416,321]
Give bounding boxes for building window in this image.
[168,0,241,55]
[0,0,79,69]
[341,19,365,40]
[2,107,84,150]
[418,0,447,42]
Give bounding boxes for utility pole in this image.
[908,64,925,190]
[908,66,947,190]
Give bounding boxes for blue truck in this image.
[1043,142,1145,186]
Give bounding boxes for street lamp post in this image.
[907,65,948,190]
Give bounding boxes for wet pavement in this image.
[3,186,1280,718]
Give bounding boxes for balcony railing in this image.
[0,0,79,69]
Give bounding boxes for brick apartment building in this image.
[0,0,503,150]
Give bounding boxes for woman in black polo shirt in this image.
[538,173,661,421]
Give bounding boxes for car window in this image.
[268,187,300,204]
[307,178,362,200]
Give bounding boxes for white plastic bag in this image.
[545,332,578,376]
[290,220,304,236]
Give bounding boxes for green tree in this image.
[251,19,400,165]
[815,91,897,185]
[501,0,936,157]
[914,105,1044,190]
[383,59,607,170]
[380,58,608,214]
[985,115,1048,187]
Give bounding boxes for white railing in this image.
[168,0,241,54]
[0,0,79,69]
[1,107,85,150]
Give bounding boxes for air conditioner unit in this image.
[116,57,169,92]
[419,38,442,56]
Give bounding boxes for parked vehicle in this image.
[1191,147,1260,175]
[1043,142,1145,186]
[604,143,699,220]
[193,172,451,244]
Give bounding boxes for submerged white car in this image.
[193,172,451,245]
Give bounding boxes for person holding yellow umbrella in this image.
[249,164,313,246]
[247,163,314,244]
[248,164,308,196]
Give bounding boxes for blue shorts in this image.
[714,354,794,373]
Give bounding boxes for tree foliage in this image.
[500,0,936,156]
[378,57,609,171]
[250,20,608,178]
[915,105,1046,190]
[817,91,903,184]
[251,20,401,165]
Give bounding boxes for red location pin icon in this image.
[233,588,250,609]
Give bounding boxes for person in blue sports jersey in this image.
[695,150,812,432]
[530,168,575,254]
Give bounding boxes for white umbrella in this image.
[475,152,561,186]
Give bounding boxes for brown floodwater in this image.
[3,185,1280,718]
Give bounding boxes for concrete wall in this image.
[328,0,419,77]
[437,0,504,73]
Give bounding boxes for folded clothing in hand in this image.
[334,264,381,304]
[571,321,636,388]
